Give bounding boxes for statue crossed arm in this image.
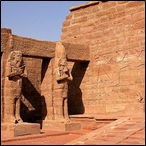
[56,58,73,82]
[8,65,27,79]
[7,51,27,79]
[6,51,27,123]
[52,42,74,121]
[54,57,73,121]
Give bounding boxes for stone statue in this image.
[5,51,27,123]
[53,42,73,121]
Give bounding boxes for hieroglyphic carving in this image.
[95,48,145,102]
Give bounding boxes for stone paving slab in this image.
[1,127,93,145]
[64,117,129,145]
[65,117,145,145]
[1,116,144,145]
[1,129,69,142]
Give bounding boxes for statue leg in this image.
[55,98,64,120]
[64,98,69,120]
[8,97,16,123]
[54,90,64,120]
[15,96,23,123]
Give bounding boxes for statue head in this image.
[8,51,22,62]
[8,51,24,68]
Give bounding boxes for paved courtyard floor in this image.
[1,116,145,145]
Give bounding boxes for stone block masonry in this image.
[1,1,145,126]
[61,1,145,116]
[1,29,90,60]
[1,28,89,124]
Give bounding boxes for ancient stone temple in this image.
[1,1,145,140]
[61,1,145,116]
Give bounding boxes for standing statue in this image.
[53,42,73,121]
[4,51,27,123]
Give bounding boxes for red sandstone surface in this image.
[1,1,145,145]
[1,116,144,145]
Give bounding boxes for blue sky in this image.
[1,1,88,42]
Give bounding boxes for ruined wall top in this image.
[1,28,12,34]
[1,28,90,61]
[69,1,107,11]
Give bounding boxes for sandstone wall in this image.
[61,1,145,116]
[1,29,52,122]
[1,1,145,121]
[1,28,89,123]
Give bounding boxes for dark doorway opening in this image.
[68,61,89,115]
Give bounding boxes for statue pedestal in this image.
[42,120,81,131]
[1,122,40,138]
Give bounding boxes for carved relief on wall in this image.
[95,48,145,103]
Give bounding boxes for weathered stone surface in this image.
[12,35,55,58]
[61,1,145,116]
[1,29,90,61]
[3,51,27,124]
[1,1,145,129]
[52,42,73,121]
[65,122,82,131]
[14,123,40,137]
[1,123,40,137]
[62,42,90,61]
[1,28,12,52]
[1,117,144,145]
[43,121,81,131]
[65,117,145,145]
[69,1,99,11]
